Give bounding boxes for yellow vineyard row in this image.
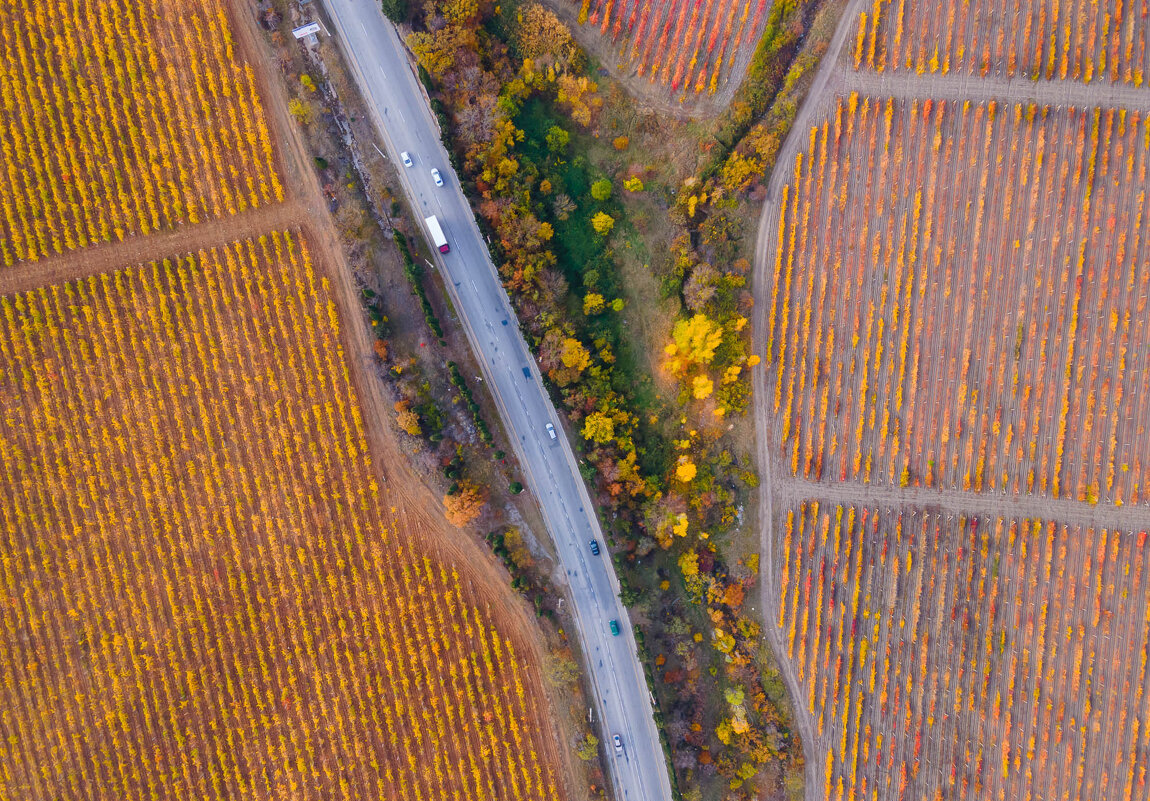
[0,231,559,801]
[0,0,282,266]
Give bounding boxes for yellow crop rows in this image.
[0,0,282,267]
[853,0,1149,83]
[777,501,1150,801]
[0,231,559,801]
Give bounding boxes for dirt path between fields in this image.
[840,69,1150,112]
[749,0,869,790]
[0,202,306,296]
[774,475,1150,530]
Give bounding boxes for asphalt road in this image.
[317,4,673,801]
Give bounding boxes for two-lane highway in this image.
[317,4,673,801]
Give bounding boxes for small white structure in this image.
[292,21,321,40]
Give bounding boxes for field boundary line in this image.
[775,475,1150,531]
[842,70,1150,114]
[0,202,305,296]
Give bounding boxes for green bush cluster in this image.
[393,229,445,341]
[446,360,493,445]
[483,530,554,618]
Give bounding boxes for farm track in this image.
[751,0,866,786]
[751,0,1150,797]
[0,201,305,297]
[775,474,1150,532]
[841,69,1150,113]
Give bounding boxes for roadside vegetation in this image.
[391,0,849,797]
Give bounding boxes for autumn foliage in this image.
[444,480,488,527]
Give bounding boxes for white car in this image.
[431,168,444,187]
[613,734,623,756]
[545,423,557,440]
[400,151,413,168]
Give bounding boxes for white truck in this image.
[424,215,449,254]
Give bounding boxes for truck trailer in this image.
[424,215,449,253]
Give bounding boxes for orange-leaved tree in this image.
[444,481,487,527]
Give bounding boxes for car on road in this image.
[431,168,444,187]
[589,539,600,556]
[613,734,623,756]
[609,619,620,636]
[400,151,413,168]
[545,422,557,440]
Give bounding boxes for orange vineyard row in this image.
[0,0,282,267]
[766,93,1150,505]
[853,0,1149,84]
[776,501,1150,801]
[575,0,768,93]
[0,231,559,801]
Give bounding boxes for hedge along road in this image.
[316,3,675,801]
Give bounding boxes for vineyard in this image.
[764,94,1150,505]
[0,231,560,801]
[0,0,282,267]
[852,0,1150,83]
[774,501,1150,801]
[571,0,770,94]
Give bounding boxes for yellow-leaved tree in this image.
[591,211,614,235]
[560,336,591,371]
[556,73,601,126]
[691,375,714,399]
[666,313,723,371]
[582,411,615,444]
[676,457,697,482]
[394,400,422,436]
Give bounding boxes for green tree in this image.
[545,125,570,153]
[590,178,612,201]
[380,0,409,22]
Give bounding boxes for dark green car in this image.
[609,619,620,636]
